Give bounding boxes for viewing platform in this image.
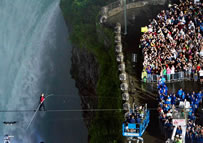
[100,0,167,24]
[122,110,150,137]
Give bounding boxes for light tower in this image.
[123,0,127,35]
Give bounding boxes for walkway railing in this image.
[142,72,200,83]
[100,0,167,23]
[100,0,149,23]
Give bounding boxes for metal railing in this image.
[142,72,200,83]
[101,0,148,18]
[106,1,121,10]
[105,0,144,11]
[122,110,150,137]
[101,0,167,18]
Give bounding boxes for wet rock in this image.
[71,46,99,127]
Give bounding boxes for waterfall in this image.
[0,0,88,142]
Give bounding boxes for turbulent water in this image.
[0,0,87,142]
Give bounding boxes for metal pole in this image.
[26,103,41,130]
[133,102,135,112]
[26,94,54,130]
[124,0,127,35]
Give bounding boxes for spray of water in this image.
[0,0,60,142]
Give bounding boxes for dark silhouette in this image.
[39,93,46,111]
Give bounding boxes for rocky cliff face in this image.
[71,46,99,127]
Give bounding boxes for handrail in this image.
[142,71,200,83]
[100,0,149,21]
[100,0,167,19]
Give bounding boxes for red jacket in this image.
[197,65,200,71]
[40,96,45,103]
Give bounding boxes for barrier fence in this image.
[105,0,144,11]
[142,72,201,83]
[100,0,148,19]
[106,1,121,10]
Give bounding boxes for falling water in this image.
[0,0,87,142]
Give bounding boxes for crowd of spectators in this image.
[185,119,203,142]
[140,0,203,83]
[157,77,203,142]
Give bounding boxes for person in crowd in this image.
[171,65,175,80]
[141,69,147,82]
[194,69,199,82]
[199,67,203,84]
[171,94,177,105]
[176,126,183,135]
[146,66,152,82]
[181,92,186,101]
[196,91,203,109]
[189,113,196,121]
[124,122,130,132]
[175,134,183,143]
[167,66,171,82]
[177,88,184,99]
[129,115,136,123]
[163,66,167,80]
[160,76,166,85]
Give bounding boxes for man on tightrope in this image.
[39,93,46,111]
[4,135,14,143]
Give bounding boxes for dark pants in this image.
[39,103,46,111]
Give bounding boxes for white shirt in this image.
[166,112,172,117]
[171,66,175,74]
[194,0,200,4]
[200,50,203,57]
[199,70,203,77]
